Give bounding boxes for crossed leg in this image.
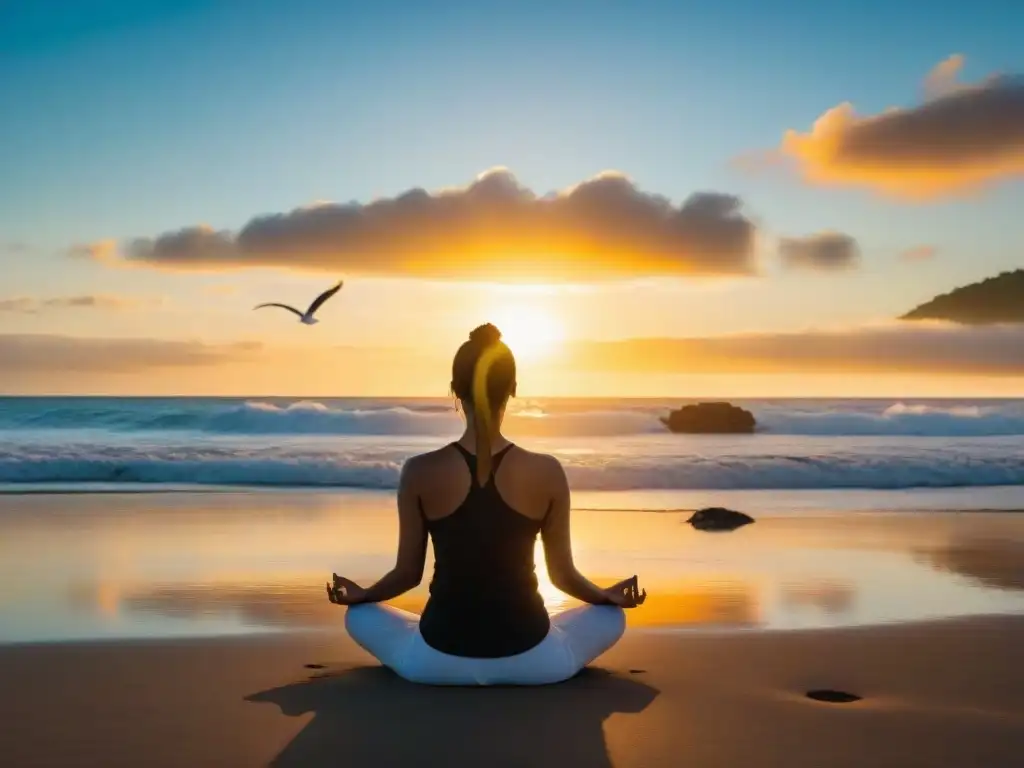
[344,603,626,685]
[548,604,627,670]
[344,603,419,672]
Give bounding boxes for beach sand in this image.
[2,489,1023,766]
[2,616,1022,767]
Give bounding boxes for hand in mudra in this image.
[325,573,368,606]
[604,575,647,608]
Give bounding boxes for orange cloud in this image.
[77,169,759,281]
[69,239,118,262]
[781,56,1024,199]
[0,335,259,374]
[565,324,1024,376]
[901,245,937,262]
[0,294,159,313]
[924,54,966,99]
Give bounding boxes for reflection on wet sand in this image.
[780,580,856,615]
[5,491,1024,643]
[917,538,1024,592]
[69,582,342,629]
[69,578,762,632]
[633,581,759,627]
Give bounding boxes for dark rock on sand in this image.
[686,507,755,532]
[660,402,756,434]
[806,689,862,703]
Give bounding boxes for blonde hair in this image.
[450,324,516,486]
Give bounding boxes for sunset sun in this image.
[490,304,566,360]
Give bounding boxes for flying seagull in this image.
[254,280,343,325]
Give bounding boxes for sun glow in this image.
[490,304,566,360]
[533,539,572,612]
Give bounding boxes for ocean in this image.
[1,396,1023,494]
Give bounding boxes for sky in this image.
[1,0,1023,397]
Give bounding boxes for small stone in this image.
[686,507,755,532]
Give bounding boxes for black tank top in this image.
[418,443,551,658]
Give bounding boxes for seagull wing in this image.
[254,303,305,318]
[306,280,344,317]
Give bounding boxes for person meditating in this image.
[326,323,646,686]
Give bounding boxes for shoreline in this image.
[2,615,1022,767]
[2,483,1023,512]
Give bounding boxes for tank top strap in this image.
[491,443,515,474]
[450,442,475,470]
[449,442,516,486]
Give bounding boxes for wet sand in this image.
[1,616,1022,767]
[2,490,1024,643]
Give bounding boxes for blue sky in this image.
[1,0,1022,395]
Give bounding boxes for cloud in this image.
[924,53,966,99]
[1,242,32,255]
[564,323,1024,376]
[780,55,1024,199]
[0,298,37,313]
[78,169,759,281]
[778,232,859,271]
[901,245,937,262]
[0,294,159,313]
[68,240,117,261]
[0,335,259,374]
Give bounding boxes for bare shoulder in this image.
[400,446,460,488]
[402,447,452,474]
[509,445,567,486]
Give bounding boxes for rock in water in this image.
[660,402,756,434]
[687,507,755,532]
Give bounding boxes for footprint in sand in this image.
[805,689,862,703]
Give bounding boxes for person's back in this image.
[416,441,552,657]
[326,323,646,685]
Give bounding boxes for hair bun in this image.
[469,323,502,346]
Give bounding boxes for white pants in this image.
[345,603,626,686]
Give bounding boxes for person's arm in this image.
[540,457,620,605]
[328,458,428,605]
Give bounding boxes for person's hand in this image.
[603,575,647,608]
[325,573,368,606]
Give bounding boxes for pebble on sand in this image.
[686,507,756,532]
